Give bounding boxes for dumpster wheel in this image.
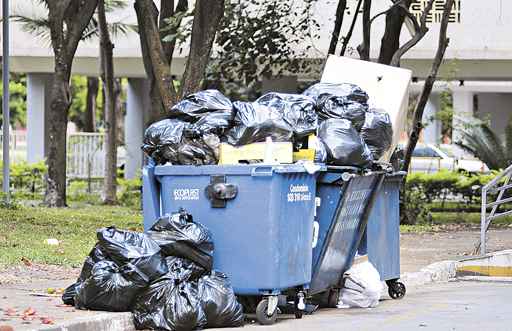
[387,280,406,299]
[256,298,278,325]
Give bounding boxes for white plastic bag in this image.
[337,261,384,308]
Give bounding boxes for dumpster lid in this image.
[154,163,323,176]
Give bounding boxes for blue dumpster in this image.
[358,172,406,299]
[143,163,318,324]
[310,169,385,297]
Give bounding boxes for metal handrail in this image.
[476,164,512,255]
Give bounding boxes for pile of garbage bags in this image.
[142,83,393,167]
[62,209,244,331]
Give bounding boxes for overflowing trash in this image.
[337,260,384,309]
[142,83,393,166]
[62,209,244,331]
[318,119,373,167]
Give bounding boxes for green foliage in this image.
[0,74,28,128]
[207,0,320,98]
[0,205,142,266]
[401,170,500,224]
[455,119,512,170]
[117,176,142,208]
[0,161,47,198]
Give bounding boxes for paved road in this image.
[233,281,512,331]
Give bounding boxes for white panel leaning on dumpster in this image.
[321,55,412,162]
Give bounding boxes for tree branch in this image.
[377,0,413,64]
[180,0,224,97]
[402,0,454,172]
[390,0,435,67]
[340,0,363,56]
[357,0,371,61]
[328,0,347,55]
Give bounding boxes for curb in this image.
[35,312,134,331]
[399,260,458,288]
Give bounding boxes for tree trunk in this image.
[45,69,71,207]
[328,0,347,55]
[180,0,224,97]
[134,0,177,117]
[84,76,98,132]
[378,0,413,65]
[98,0,117,204]
[114,78,124,146]
[340,0,363,56]
[357,0,372,61]
[402,0,453,172]
[45,0,99,207]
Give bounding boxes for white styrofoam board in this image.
[321,55,412,161]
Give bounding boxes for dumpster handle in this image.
[251,166,274,177]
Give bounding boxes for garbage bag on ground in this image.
[62,244,108,306]
[225,101,294,146]
[303,82,368,130]
[317,118,373,167]
[97,227,168,283]
[62,282,79,306]
[255,92,318,138]
[142,119,189,164]
[176,134,219,166]
[360,109,393,160]
[198,271,244,328]
[337,261,384,308]
[165,256,207,282]
[75,260,148,312]
[169,89,234,123]
[148,210,214,271]
[132,275,207,331]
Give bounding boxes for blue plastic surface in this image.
[358,173,403,281]
[310,172,384,294]
[143,164,316,295]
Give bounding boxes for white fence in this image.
[67,133,106,179]
[0,130,109,179]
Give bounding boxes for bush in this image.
[0,161,47,198]
[117,177,142,208]
[400,170,503,224]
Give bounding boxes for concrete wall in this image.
[476,93,512,137]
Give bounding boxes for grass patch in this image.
[0,205,142,267]
[430,212,512,226]
[400,224,439,233]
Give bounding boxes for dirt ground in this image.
[1,228,512,285]
[400,228,512,272]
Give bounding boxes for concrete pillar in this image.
[26,73,52,163]
[452,90,474,144]
[125,78,149,179]
[421,93,441,145]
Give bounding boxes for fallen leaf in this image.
[3,309,16,317]
[0,325,14,331]
[47,288,56,294]
[40,317,54,325]
[23,307,36,316]
[55,304,71,308]
[21,257,32,267]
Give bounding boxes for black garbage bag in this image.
[169,89,234,123]
[62,282,79,306]
[75,260,147,312]
[198,271,244,328]
[303,82,369,130]
[97,227,168,283]
[166,256,207,282]
[142,119,189,164]
[132,275,207,331]
[187,111,235,135]
[148,210,214,271]
[62,244,108,306]
[255,93,317,138]
[318,118,373,167]
[225,101,294,146]
[361,109,393,160]
[303,82,369,105]
[176,134,219,166]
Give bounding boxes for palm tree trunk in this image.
[98,0,117,204]
[84,77,98,132]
